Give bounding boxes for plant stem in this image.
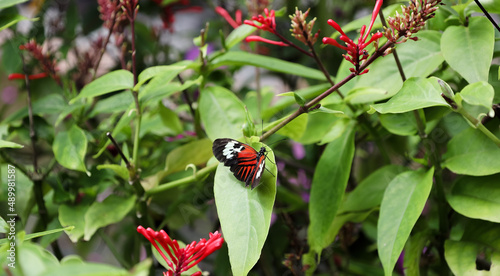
[92,11,118,80]
[457,108,500,147]
[145,163,218,196]
[99,229,132,269]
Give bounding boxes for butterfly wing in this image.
[212,139,265,189]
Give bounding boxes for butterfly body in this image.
[212,138,266,189]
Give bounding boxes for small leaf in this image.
[59,204,90,242]
[70,70,134,104]
[164,138,213,176]
[0,139,23,148]
[308,122,356,252]
[214,138,277,276]
[378,168,434,276]
[0,0,29,9]
[447,174,500,223]
[369,77,449,114]
[442,127,500,176]
[210,51,328,80]
[83,195,136,240]
[441,16,494,84]
[459,81,494,111]
[199,86,247,140]
[97,164,129,181]
[0,13,33,31]
[53,125,88,174]
[135,65,187,90]
[158,102,183,135]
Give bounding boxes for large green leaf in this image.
[333,31,444,101]
[199,86,247,140]
[70,70,134,104]
[442,126,500,176]
[15,242,60,276]
[0,0,29,9]
[369,77,449,114]
[445,240,500,276]
[340,165,409,213]
[83,195,136,240]
[0,139,23,148]
[308,122,356,252]
[210,51,327,80]
[53,125,88,174]
[447,175,500,222]
[441,16,494,84]
[377,168,434,276]
[59,204,90,242]
[214,138,276,276]
[163,138,213,175]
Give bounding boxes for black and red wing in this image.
[212,138,266,189]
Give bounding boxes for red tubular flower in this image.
[137,226,224,276]
[322,0,384,75]
[245,35,289,46]
[215,6,242,29]
[244,8,277,34]
[8,72,49,80]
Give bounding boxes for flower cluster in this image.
[244,8,289,46]
[322,0,383,75]
[137,226,224,276]
[97,0,127,30]
[289,8,320,46]
[19,39,59,81]
[215,6,242,29]
[384,0,442,43]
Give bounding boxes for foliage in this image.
[1,0,500,275]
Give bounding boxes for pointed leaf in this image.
[199,86,247,140]
[442,127,500,176]
[369,77,449,114]
[441,16,494,84]
[378,168,434,276]
[70,70,134,104]
[459,81,494,115]
[97,164,129,181]
[210,51,328,80]
[225,24,256,49]
[53,125,88,174]
[214,138,277,276]
[0,139,23,148]
[83,195,136,240]
[59,204,90,242]
[447,175,500,222]
[308,122,356,252]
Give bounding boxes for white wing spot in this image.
[222,141,243,159]
[255,162,264,179]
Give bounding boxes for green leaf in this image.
[88,91,134,118]
[459,81,494,116]
[15,242,60,275]
[135,65,187,90]
[276,113,308,141]
[59,204,89,243]
[164,138,213,175]
[340,165,409,213]
[297,111,343,145]
[377,168,434,276]
[0,226,74,245]
[404,231,432,276]
[210,51,328,80]
[318,118,350,145]
[214,138,277,276]
[308,122,356,252]
[442,127,500,176]
[139,77,201,104]
[158,103,183,135]
[369,77,449,114]
[4,93,68,123]
[0,139,23,148]
[441,16,494,84]
[447,174,500,223]
[53,125,88,174]
[445,240,500,276]
[83,194,136,240]
[39,262,131,276]
[379,112,418,136]
[0,0,29,9]
[97,164,129,181]
[225,24,256,49]
[345,87,391,104]
[333,31,444,101]
[70,70,134,104]
[199,86,247,140]
[0,13,33,31]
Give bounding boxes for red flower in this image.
[215,6,242,29]
[8,72,48,80]
[244,8,277,34]
[322,0,384,75]
[137,226,224,276]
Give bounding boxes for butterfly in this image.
[212,138,267,189]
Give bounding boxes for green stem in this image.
[457,108,500,147]
[146,163,218,196]
[99,229,131,269]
